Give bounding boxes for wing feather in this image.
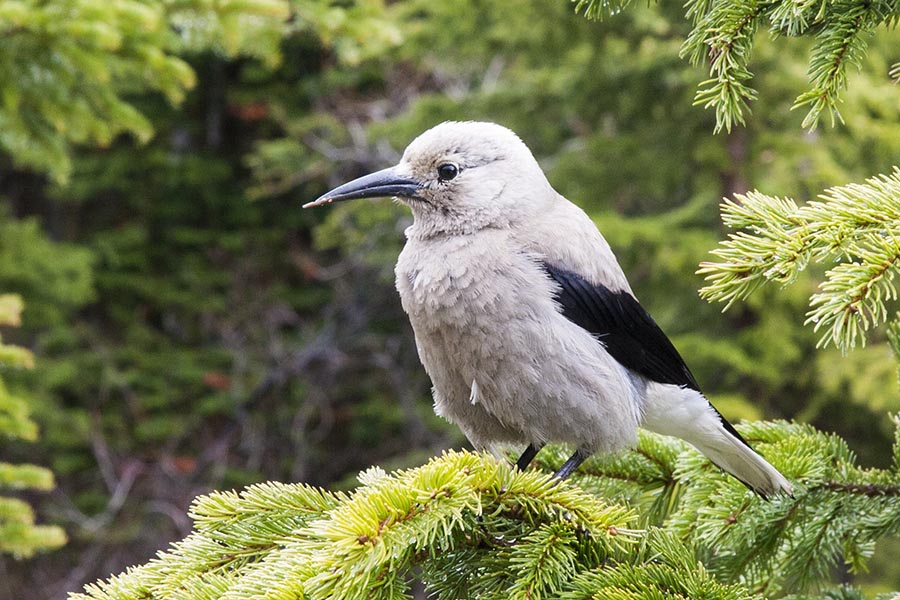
[541,262,768,478]
[542,262,700,391]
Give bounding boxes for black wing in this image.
[542,262,701,391]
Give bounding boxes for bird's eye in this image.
[437,163,458,182]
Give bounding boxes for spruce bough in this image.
[578,0,900,132]
[0,294,66,558]
[698,168,900,354]
[73,418,900,600]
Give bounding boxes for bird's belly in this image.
[395,238,642,452]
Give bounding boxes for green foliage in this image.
[682,0,762,133]
[167,0,288,65]
[577,0,900,131]
[73,419,900,599]
[0,0,897,594]
[684,0,899,131]
[0,294,66,558]
[290,0,402,65]
[0,1,417,593]
[0,212,95,327]
[698,168,900,351]
[543,418,900,596]
[669,420,900,595]
[0,0,402,185]
[68,450,696,600]
[0,0,290,183]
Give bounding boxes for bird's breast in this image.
[395,231,540,331]
[393,230,643,452]
[394,231,557,400]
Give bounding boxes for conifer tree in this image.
[699,169,900,357]
[0,294,66,557]
[0,0,404,593]
[565,0,900,370]
[71,419,900,599]
[577,0,900,131]
[0,0,290,183]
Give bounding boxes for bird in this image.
[304,121,792,497]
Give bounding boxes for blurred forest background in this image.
[1,0,898,598]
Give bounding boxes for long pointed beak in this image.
[303,167,422,208]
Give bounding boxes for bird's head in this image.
[304,121,555,236]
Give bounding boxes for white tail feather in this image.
[642,383,793,497]
[688,427,793,497]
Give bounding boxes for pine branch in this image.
[668,419,900,596]
[699,168,900,351]
[74,452,645,600]
[0,294,66,558]
[73,419,900,599]
[682,0,766,133]
[806,234,900,350]
[559,529,759,600]
[575,0,900,131]
[532,431,685,527]
[572,0,634,21]
[0,0,290,183]
[792,2,877,128]
[819,481,900,496]
[767,0,824,37]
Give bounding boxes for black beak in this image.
[303,167,422,208]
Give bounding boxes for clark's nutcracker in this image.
[305,121,792,497]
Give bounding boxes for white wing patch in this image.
[470,379,480,405]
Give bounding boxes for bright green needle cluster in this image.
[72,417,900,599]
[72,452,639,600]
[576,0,900,132]
[0,294,67,558]
[0,0,290,183]
[698,168,900,353]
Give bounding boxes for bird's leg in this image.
[553,448,591,479]
[515,443,543,471]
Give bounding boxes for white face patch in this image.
[394,121,556,237]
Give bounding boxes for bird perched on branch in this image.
[305,121,792,497]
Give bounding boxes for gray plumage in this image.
[305,121,792,497]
